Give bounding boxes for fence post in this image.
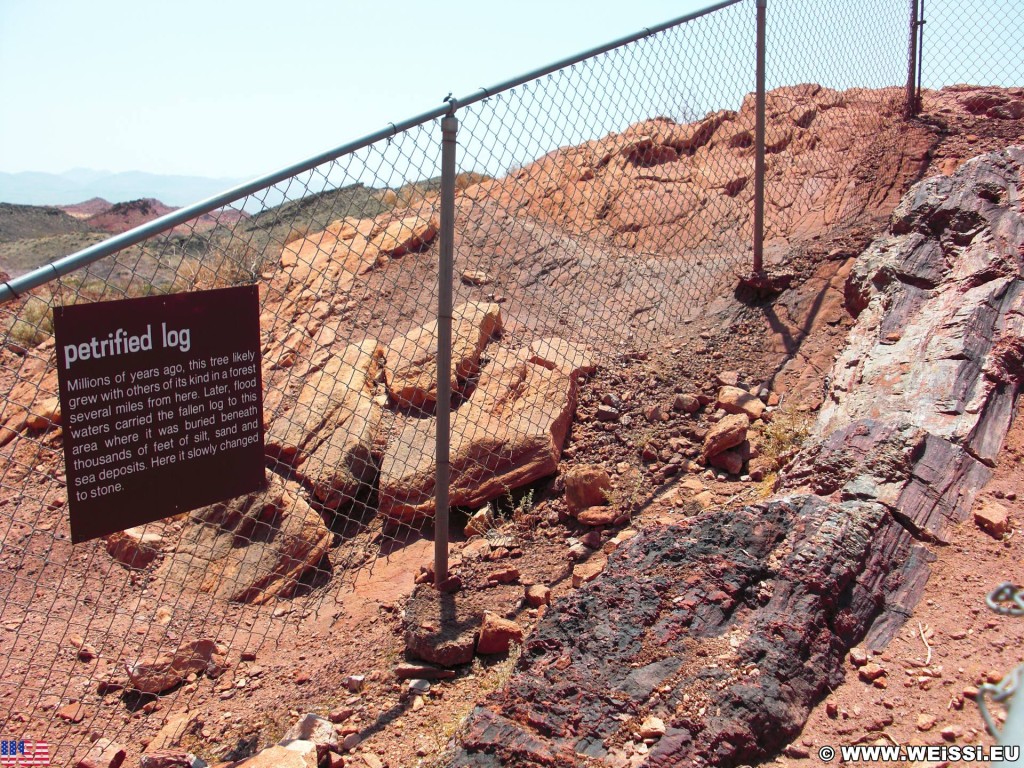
[434,111,458,588]
[905,0,921,117]
[916,0,925,114]
[752,0,767,274]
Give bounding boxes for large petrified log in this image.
[452,496,913,768]
[446,148,1024,767]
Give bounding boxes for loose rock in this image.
[76,739,126,768]
[639,716,667,740]
[973,499,1010,538]
[395,663,456,680]
[280,713,340,759]
[672,394,701,414]
[708,448,744,475]
[57,702,86,723]
[407,679,432,695]
[344,675,365,693]
[525,584,551,607]
[477,612,524,655]
[126,639,227,696]
[717,385,766,421]
[577,506,618,526]
[702,413,749,460]
[858,662,886,683]
[487,567,520,585]
[564,465,613,514]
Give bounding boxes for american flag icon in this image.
[0,741,50,766]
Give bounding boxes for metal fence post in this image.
[916,0,925,114]
[434,111,458,588]
[753,0,767,274]
[993,678,1024,766]
[905,0,921,117]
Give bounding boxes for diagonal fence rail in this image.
[0,0,1019,763]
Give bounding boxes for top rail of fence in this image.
[0,0,744,305]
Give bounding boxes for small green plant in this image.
[421,646,520,767]
[758,406,811,466]
[602,465,648,517]
[493,488,535,526]
[633,425,660,454]
[511,488,534,522]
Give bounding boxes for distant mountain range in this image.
[0,169,245,208]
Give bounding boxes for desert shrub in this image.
[7,295,55,349]
[758,406,811,465]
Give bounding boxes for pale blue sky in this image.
[0,0,715,179]
[1,0,1017,187]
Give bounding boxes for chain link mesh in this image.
[434,4,756,542]
[919,0,1024,91]
[0,125,451,762]
[0,0,1019,763]
[763,0,912,249]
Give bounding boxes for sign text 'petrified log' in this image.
[54,285,266,543]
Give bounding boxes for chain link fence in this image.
[0,0,1021,763]
[917,0,1024,92]
[0,121,456,764]
[763,0,914,248]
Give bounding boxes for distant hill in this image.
[0,169,245,208]
[0,202,93,243]
[0,198,179,278]
[0,180,423,282]
[59,197,114,219]
[80,198,178,234]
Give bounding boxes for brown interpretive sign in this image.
[53,285,266,543]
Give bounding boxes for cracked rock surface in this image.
[446,149,1024,767]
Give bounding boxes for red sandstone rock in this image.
[384,300,502,409]
[717,385,766,420]
[702,413,749,459]
[577,506,619,526]
[126,639,227,695]
[164,475,331,605]
[76,739,126,768]
[973,499,1011,538]
[380,348,576,524]
[477,612,524,655]
[564,465,613,514]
